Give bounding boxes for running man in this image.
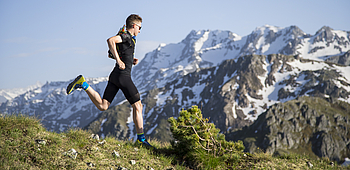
[66,14,154,148]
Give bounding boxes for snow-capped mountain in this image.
[133,25,349,92]
[1,25,349,140]
[0,78,111,131]
[0,82,43,104]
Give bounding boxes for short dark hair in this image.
[126,14,142,29]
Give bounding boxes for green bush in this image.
[168,105,245,169]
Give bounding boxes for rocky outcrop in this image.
[227,96,350,163]
[201,54,266,130]
[326,50,350,66]
[84,102,132,140]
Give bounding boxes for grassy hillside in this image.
[0,114,347,169]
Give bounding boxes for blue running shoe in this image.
[137,139,156,149]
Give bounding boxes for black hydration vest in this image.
[109,31,136,75]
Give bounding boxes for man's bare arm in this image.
[107,35,125,70]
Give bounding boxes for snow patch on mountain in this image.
[127,109,135,141]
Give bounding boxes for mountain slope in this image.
[226,96,350,163]
[326,50,350,66]
[2,114,345,169]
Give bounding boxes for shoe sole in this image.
[66,75,84,95]
[137,140,156,149]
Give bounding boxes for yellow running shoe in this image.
[66,75,89,95]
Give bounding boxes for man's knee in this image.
[132,100,142,110]
[98,106,108,111]
[128,93,140,106]
[98,99,110,111]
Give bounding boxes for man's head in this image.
[126,14,142,36]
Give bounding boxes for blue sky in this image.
[0,0,349,89]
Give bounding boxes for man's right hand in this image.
[117,60,125,70]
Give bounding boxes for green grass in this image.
[0,114,348,169]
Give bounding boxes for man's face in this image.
[133,21,142,36]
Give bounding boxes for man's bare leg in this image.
[132,100,155,148]
[132,100,144,134]
[85,87,110,111]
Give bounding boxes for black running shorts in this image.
[102,71,140,105]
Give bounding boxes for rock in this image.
[307,161,313,168]
[63,148,78,159]
[273,149,290,158]
[116,166,128,170]
[92,146,99,152]
[325,50,350,66]
[99,140,106,145]
[147,166,154,170]
[86,162,95,167]
[112,150,120,158]
[342,158,350,166]
[130,160,136,165]
[35,139,46,145]
[91,134,100,140]
[312,132,345,163]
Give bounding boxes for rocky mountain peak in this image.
[316,26,334,35]
[314,26,335,44]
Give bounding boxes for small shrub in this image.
[168,105,245,169]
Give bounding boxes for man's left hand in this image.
[133,58,139,65]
